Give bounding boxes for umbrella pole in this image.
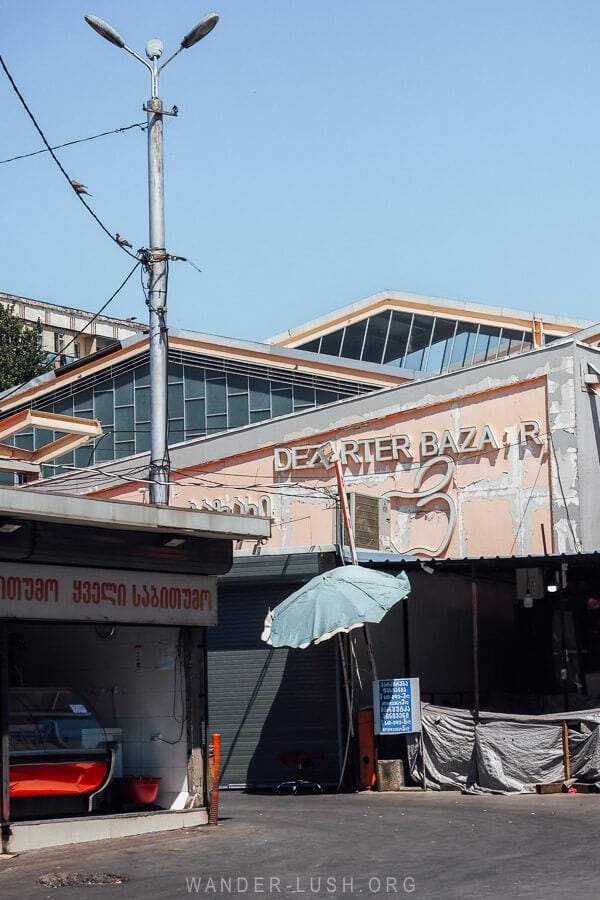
[337,634,355,737]
[333,458,379,681]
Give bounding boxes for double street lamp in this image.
[85,12,219,505]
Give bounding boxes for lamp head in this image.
[84,14,126,49]
[145,38,164,61]
[181,13,219,49]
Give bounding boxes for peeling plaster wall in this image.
[574,344,600,549]
[545,350,580,552]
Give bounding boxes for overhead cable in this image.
[0,121,146,165]
[0,52,139,259]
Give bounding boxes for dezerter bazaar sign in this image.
[273,421,542,471]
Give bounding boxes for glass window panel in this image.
[449,324,478,371]
[115,405,134,440]
[114,373,133,406]
[474,325,501,362]
[293,385,315,409]
[186,430,206,441]
[52,397,74,416]
[185,398,206,432]
[299,339,320,353]
[94,390,115,424]
[340,321,367,359]
[55,451,74,468]
[227,372,248,395]
[228,393,249,428]
[361,311,391,364]
[15,432,34,451]
[134,364,150,387]
[206,414,227,435]
[496,329,512,360]
[73,390,94,414]
[543,334,562,346]
[250,409,271,424]
[503,329,525,356]
[272,389,293,418]
[249,377,271,410]
[74,446,93,468]
[135,386,151,422]
[206,374,226,415]
[404,314,434,370]
[169,381,184,419]
[168,361,183,383]
[115,442,135,458]
[383,311,413,365]
[521,331,533,352]
[425,318,457,373]
[316,389,339,405]
[0,471,16,486]
[135,428,151,454]
[169,418,185,444]
[35,430,55,449]
[320,329,344,356]
[95,431,114,462]
[183,365,205,399]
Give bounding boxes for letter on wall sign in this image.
[274,448,292,471]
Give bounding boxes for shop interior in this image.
[7,622,195,820]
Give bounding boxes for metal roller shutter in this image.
[208,585,341,789]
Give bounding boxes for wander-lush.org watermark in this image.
[185,874,416,894]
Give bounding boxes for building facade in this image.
[0,291,146,369]
[6,288,600,789]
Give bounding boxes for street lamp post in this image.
[85,13,219,505]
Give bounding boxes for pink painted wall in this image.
[105,379,552,558]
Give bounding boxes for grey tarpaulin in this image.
[407,704,600,793]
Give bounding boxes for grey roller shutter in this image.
[208,585,341,789]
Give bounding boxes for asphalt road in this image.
[0,789,599,899]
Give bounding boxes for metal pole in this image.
[558,567,569,713]
[146,88,170,506]
[471,566,480,719]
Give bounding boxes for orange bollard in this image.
[358,708,376,790]
[208,733,221,825]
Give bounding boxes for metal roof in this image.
[0,483,270,542]
[347,548,600,571]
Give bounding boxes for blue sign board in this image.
[373,677,421,735]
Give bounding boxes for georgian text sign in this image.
[0,562,217,626]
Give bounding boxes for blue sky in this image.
[2,1,600,341]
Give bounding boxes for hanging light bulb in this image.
[523,590,533,609]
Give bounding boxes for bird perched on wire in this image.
[115,233,133,248]
[70,179,91,196]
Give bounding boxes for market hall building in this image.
[4,288,600,792]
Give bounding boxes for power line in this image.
[0,261,141,406]
[0,122,146,165]
[0,52,139,259]
[46,261,143,369]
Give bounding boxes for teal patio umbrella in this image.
[261,565,410,650]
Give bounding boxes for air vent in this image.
[339,492,391,552]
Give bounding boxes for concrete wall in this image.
[573,344,600,549]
